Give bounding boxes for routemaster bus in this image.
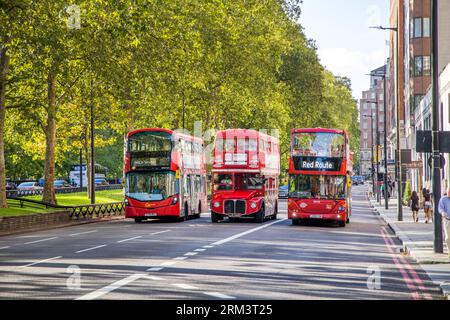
[124,128,208,223]
[211,129,280,223]
[288,128,352,227]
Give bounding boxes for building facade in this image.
[359,65,387,179]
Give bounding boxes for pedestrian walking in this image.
[423,188,433,224]
[367,181,373,199]
[410,191,420,223]
[438,188,450,258]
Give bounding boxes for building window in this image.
[413,56,431,77]
[423,56,431,76]
[414,56,423,76]
[423,18,430,37]
[414,18,422,38]
[414,95,424,110]
[411,17,430,39]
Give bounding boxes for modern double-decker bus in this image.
[288,128,352,227]
[211,129,280,223]
[124,128,207,223]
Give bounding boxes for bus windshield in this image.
[128,131,172,169]
[289,175,346,200]
[292,132,345,158]
[125,172,179,201]
[235,173,264,190]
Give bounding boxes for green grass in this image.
[0,189,124,217]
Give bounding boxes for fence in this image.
[6,184,122,198]
[6,197,125,220]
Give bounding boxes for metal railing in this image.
[6,196,124,220]
[6,184,122,198]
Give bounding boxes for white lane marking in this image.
[77,273,146,300]
[75,245,107,254]
[212,219,287,246]
[23,237,58,245]
[194,248,206,252]
[0,246,10,250]
[160,261,177,267]
[70,230,98,237]
[150,230,171,236]
[173,257,188,261]
[173,283,198,290]
[117,236,142,243]
[184,252,198,256]
[143,275,166,281]
[147,267,164,272]
[203,245,214,249]
[203,292,236,299]
[19,256,62,269]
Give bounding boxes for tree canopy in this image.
[0,0,359,205]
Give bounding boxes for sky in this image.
[298,0,391,101]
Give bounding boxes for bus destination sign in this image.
[293,157,342,172]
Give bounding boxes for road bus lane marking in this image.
[380,228,420,300]
[381,227,433,300]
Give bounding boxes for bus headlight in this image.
[250,202,258,209]
[338,206,345,212]
[172,197,178,205]
[124,198,129,206]
[213,201,220,208]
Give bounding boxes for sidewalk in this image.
[369,197,450,300]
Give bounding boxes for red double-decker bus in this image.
[211,129,280,223]
[124,128,207,223]
[288,128,352,227]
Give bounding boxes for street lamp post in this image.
[364,114,375,196]
[366,101,380,204]
[370,25,402,220]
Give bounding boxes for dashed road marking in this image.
[70,230,98,237]
[203,292,236,299]
[117,236,142,243]
[0,246,10,250]
[211,219,287,246]
[184,252,198,256]
[75,245,107,254]
[160,261,177,267]
[23,237,58,245]
[77,273,146,300]
[173,257,188,261]
[147,267,164,272]
[203,245,214,249]
[194,249,206,252]
[150,230,171,236]
[19,256,62,269]
[173,283,198,290]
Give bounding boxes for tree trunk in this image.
[42,71,57,204]
[0,42,10,208]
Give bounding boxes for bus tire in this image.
[292,219,300,226]
[338,220,346,227]
[346,214,350,224]
[181,204,189,222]
[134,217,144,223]
[255,205,265,223]
[211,212,221,223]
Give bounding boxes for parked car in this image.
[95,178,109,186]
[6,181,17,190]
[54,179,71,189]
[17,182,43,191]
[278,185,289,199]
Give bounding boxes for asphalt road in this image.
[0,185,442,300]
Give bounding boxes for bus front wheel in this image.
[338,220,346,227]
[211,212,221,223]
[255,205,265,223]
[134,217,144,223]
[292,219,300,226]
